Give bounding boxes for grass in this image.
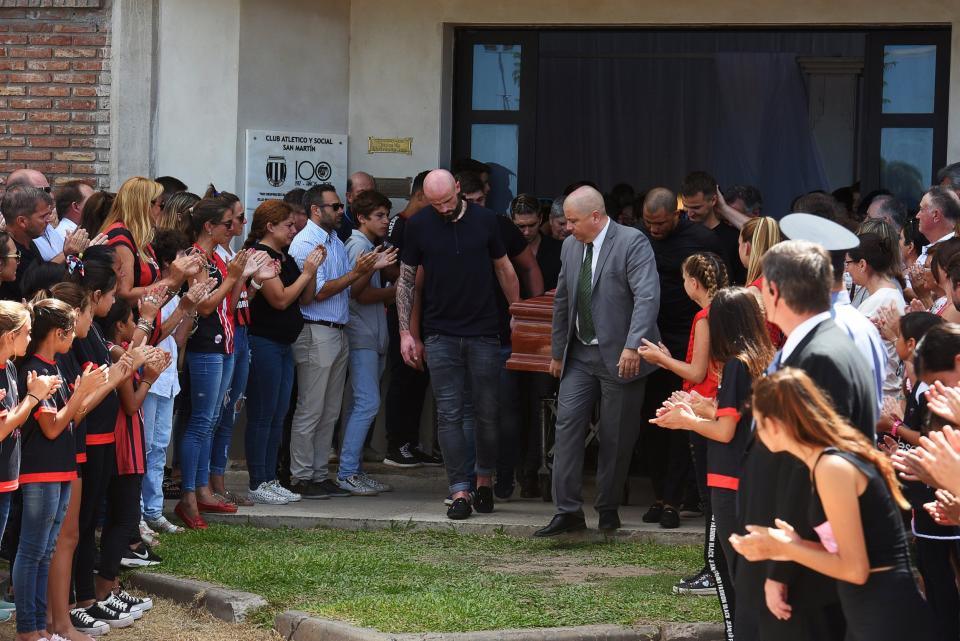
[150,524,720,633]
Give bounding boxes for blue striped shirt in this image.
[289,218,351,324]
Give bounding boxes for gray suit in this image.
[550,219,661,515]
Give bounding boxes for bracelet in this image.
[250,279,263,291]
[136,320,155,333]
[891,419,903,439]
[27,393,40,404]
[143,380,154,387]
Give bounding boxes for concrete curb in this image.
[131,572,724,641]
[126,572,268,623]
[202,512,703,546]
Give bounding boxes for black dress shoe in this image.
[533,513,587,538]
[598,510,621,532]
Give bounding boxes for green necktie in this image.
[577,242,596,343]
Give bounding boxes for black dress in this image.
[809,448,936,641]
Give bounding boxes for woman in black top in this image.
[242,200,324,503]
[731,368,936,641]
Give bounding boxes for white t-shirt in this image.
[857,287,906,399]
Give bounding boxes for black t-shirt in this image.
[536,233,563,292]
[70,324,119,440]
[401,202,507,338]
[708,220,746,286]
[709,358,753,490]
[187,248,230,354]
[0,238,42,302]
[645,217,725,358]
[18,354,76,483]
[0,360,20,491]
[387,214,409,252]
[248,243,305,345]
[56,350,86,463]
[494,216,529,346]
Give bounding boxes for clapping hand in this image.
[729,519,799,563]
[25,371,59,401]
[138,282,170,321]
[75,363,108,398]
[303,246,327,274]
[650,399,697,430]
[926,383,960,426]
[62,228,91,257]
[925,489,960,526]
[873,303,901,342]
[242,249,271,279]
[638,338,670,366]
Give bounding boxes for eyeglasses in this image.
[216,219,235,230]
[321,203,345,212]
[844,259,856,265]
[1,251,21,264]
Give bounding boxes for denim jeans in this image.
[245,335,295,490]
[180,351,234,492]
[0,491,10,553]
[212,326,248,476]
[423,334,501,493]
[15,481,70,633]
[141,391,174,520]
[338,348,386,479]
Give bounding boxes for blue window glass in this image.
[880,127,933,206]
[471,124,518,213]
[472,44,521,111]
[882,45,936,114]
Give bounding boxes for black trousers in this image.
[97,473,142,583]
[915,537,960,641]
[384,306,430,451]
[641,369,690,507]
[74,442,114,603]
[839,568,936,641]
[710,488,738,641]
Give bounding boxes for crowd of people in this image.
[0,157,957,641]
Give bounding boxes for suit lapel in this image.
[782,318,830,367]
[592,220,617,286]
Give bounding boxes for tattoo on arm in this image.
[397,262,416,332]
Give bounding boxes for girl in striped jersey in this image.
[0,301,59,624]
[14,298,105,641]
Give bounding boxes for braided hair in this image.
[681,252,729,301]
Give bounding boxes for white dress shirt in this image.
[780,311,833,363]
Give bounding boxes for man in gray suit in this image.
[534,186,661,537]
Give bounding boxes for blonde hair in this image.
[741,216,783,284]
[681,252,729,301]
[100,176,162,262]
[0,301,29,337]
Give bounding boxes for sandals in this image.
[217,490,253,507]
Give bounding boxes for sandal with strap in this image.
[217,490,254,507]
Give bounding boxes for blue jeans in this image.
[423,334,501,493]
[15,481,70,633]
[338,348,385,479]
[245,335,295,490]
[212,326,249,476]
[0,491,10,555]
[180,351,234,492]
[141,392,174,520]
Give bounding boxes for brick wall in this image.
[0,0,111,188]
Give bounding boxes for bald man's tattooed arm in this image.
[397,262,416,332]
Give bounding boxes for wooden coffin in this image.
[506,290,556,373]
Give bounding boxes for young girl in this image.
[15,298,104,641]
[0,302,59,625]
[650,287,774,641]
[731,368,936,641]
[739,216,785,348]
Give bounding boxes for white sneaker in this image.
[249,482,289,505]
[265,479,302,502]
[138,520,159,546]
[337,474,379,496]
[147,515,184,534]
[358,473,392,493]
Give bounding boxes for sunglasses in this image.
[216,219,235,230]
[321,203,345,212]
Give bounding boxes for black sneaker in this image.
[474,486,494,513]
[412,446,443,467]
[660,506,680,529]
[70,607,110,636]
[642,502,664,523]
[83,601,134,628]
[120,543,162,568]
[672,568,717,596]
[316,478,351,498]
[290,479,329,500]
[383,444,422,468]
[447,497,472,520]
[113,588,153,612]
[679,500,704,518]
[494,477,514,501]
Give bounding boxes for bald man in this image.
[534,186,661,537]
[4,168,65,261]
[396,169,520,520]
[338,171,377,241]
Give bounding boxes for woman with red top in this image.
[652,287,775,641]
[176,198,267,529]
[639,252,729,529]
[14,298,105,641]
[740,216,785,349]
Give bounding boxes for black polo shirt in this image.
[18,354,76,484]
[708,358,753,491]
[70,324,119,442]
[645,217,725,359]
[0,361,20,491]
[401,202,506,338]
[708,220,746,286]
[536,233,563,292]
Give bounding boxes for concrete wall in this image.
[235,0,350,197]
[348,0,960,188]
[154,0,240,193]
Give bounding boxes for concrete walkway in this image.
[176,465,705,544]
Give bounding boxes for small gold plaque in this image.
[368,137,413,155]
